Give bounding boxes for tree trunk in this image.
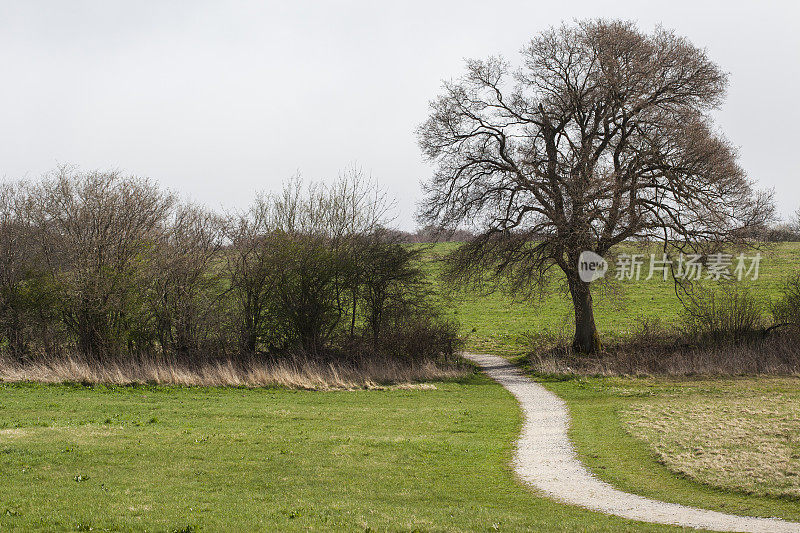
[241,331,257,355]
[239,290,260,355]
[567,274,601,354]
[5,312,28,361]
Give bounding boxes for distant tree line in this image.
[737,218,800,243]
[386,226,475,244]
[0,166,459,364]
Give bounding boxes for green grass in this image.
[2,241,797,530]
[542,376,800,522]
[426,242,800,356]
[0,377,686,532]
[419,241,800,521]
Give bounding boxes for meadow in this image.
[546,376,800,522]
[0,241,798,531]
[424,241,800,524]
[429,242,800,356]
[0,377,683,532]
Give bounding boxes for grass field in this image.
[544,376,800,522]
[424,241,800,522]
[622,383,800,500]
[0,377,687,532]
[1,242,797,531]
[427,242,800,356]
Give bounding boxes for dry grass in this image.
[621,389,800,499]
[528,331,800,376]
[0,354,469,390]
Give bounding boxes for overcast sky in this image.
[1,0,797,229]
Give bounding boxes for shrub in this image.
[681,284,765,344]
[268,231,347,353]
[520,327,572,354]
[32,168,174,359]
[224,196,283,355]
[0,167,462,377]
[144,204,227,358]
[346,315,463,364]
[772,273,800,330]
[0,182,45,360]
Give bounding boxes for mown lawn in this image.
[0,377,683,532]
[544,376,800,522]
[426,242,800,356]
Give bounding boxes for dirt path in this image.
[464,352,800,533]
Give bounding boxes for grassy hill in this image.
[425,242,800,356]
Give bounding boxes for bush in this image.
[32,168,174,359]
[741,223,800,242]
[526,320,800,376]
[682,284,765,344]
[0,167,462,376]
[343,315,462,364]
[380,316,462,363]
[772,273,800,330]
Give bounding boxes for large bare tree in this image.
[419,20,773,353]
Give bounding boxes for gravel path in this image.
[464,352,800,532]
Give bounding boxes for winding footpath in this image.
[464,352,800,533]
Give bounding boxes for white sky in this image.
[1,0,797,229]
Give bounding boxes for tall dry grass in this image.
[529,332,800,376]
[0,354,469,390]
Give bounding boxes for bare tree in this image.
[418,19,773,353]
[793,207,800,235]
[0,183,39,358]
[32,167,174,359]
[147,204,225,357]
